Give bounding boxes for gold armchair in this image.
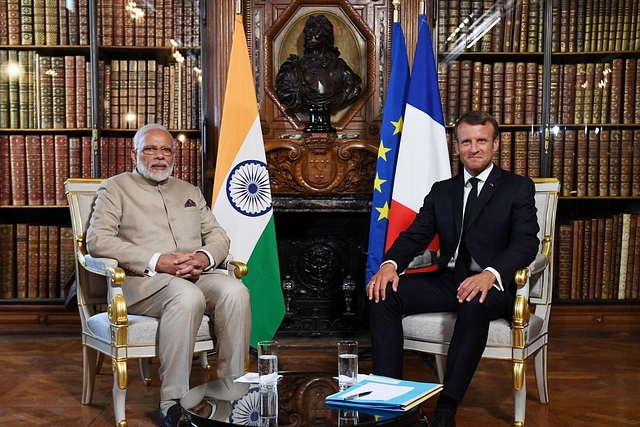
[402,178,560,427]
[65,178,247,427]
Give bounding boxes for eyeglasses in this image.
[140,146,174,156]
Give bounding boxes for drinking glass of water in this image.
[258,340,278,387]
[337,340,358,390]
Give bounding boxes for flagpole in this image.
[419,0,425,15]
[393,0,400,23]
[236,0,241,14]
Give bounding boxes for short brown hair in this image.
[453,111,500,142]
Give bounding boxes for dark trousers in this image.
[368,269,510,402]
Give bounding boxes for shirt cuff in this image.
[484,267,503,291]
[381,260,398,271]
[196,249,215,272]
[144,252,162,277]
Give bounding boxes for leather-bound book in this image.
[524,62,537,124]
[41,134,55,205]
[53,134,68,205]
[77,0,87,45]
[0,135,11,206]
[17,50,29,128]
[174,0,184,46]
[459,60,472,117]
[101,61,111,128]
[33,0,44,45]
[99,137,109,178]
[609,129,621,196]
[26,50,35,128]
[618,213,631,299]
[173,138,182,180]
[123,2,134,46]
[112,0,123,46]
[136,59,146,126]
[164,0,173,46]
[51,56,64,129]
[154,0,164,47]
[527,130,540,177]
[20,0,34,45]
[63,55,76,128]
[58,227,75,296]
[609,58,623,124]
[527,0,539,52]
[182,138,191,183]
[57,0,67,45]
[600,217,614,299]
[517,0,529,52]
[556,223,573,299]
[481,63,492,112]
[601,61,611,122]
[67,0,78,44]
[7,0,20,45]
[134,5,146,46]
[582,62,595,123]
[551,129,564,182]
[7,50,19,128]
[27,224,39,298]
[0,0,9,45]
[491,0,505,51]
[0,224,15,298]
[109,59,119,128]
[0,50,8,128]
[125,137,133,172]
[81,135,91,178]
[471,61,482,112]
[75,55,86,128]
[588,217,598,299]
[118,59,128,129]
[570,219,584,299]
[575,129,587,196]
[596,0,607,51]
[127,59,137,129]
[115,137,125,174]
[559,0,569,52]
[108,137,116,177]
[632,215,640,299]
[574,63,585,124]
[589,0,598,51]
[581,218,592,299]
[612,214,623,299]
[491,62,504,122]
[624,214,637,299]
[42,0,57,45]
[562,129,576,196]
[576,0,586,52]
[622,58,636,124]
[621,0,634,50]
[446,61,460,126]
[38,225,48,298]
[503,0,515,51]
[635,59,640,123]
[591,62,603,123]
[500,131,512,171]
[598,129,610,196]
[47,225,59,298]
[549,63,561,123]
[146,0,155,46]
[513,131,527,176]
[550,0,560,52]
[147,59,157,124]
[15,223,27,298]
[503,62,516,124]
[9,134,27,206]
[620,129,632,197]
[100,0,113,46]
[587,129,599,196]
[514,62,526,124]
[68,136,80,178]
[561,63,576,124]
[633,130,640,196]
[567,0,577,52]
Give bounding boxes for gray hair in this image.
[132,123,173,151]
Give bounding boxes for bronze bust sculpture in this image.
[276,15,362,132]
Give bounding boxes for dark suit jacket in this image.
[384,165,540,304]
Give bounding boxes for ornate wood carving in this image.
[265,133,377,195]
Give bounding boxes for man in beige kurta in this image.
[86,124,251,427]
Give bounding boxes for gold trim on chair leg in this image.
[113,358,128,390]
[513,360,525,391]
[514,422,524,427]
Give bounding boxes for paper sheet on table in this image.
[342,382,413,401]
[233,372,282,384]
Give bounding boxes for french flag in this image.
[385,15,451,260]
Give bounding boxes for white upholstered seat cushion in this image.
[402,312,544,346]
[87,313,212,345]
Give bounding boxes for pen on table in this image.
[343,390,373,400]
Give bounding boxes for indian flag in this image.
[212,14,285,347]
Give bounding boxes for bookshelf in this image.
[0,0,204,331]
[435,0,640,327]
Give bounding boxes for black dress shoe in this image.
[156,401,184,427]
[431,409,457,427]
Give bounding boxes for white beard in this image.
[137,156,174,182]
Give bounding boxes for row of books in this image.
[550,128,640,197]
[448,130,542,178]
[97,57,201,131]
[0,223,74,300]
[0,0,89,46]
[0,51,92,129]
[555,213,640,300]
[549,59,640,126]
[437,0,545,54]
[0,133,204,206]
[551,0,640,53]
[97,0,200,48]
[437,60,543,127]
[98,136,203,187]
[1,134,91,206]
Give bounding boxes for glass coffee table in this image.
[180,371,423,426]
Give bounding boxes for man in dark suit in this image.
[367,111,540,427]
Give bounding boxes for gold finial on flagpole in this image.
[419,0,425,15]
[236,0,241,15]
[393,0,400,23]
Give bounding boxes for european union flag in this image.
[365,22,410,285]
